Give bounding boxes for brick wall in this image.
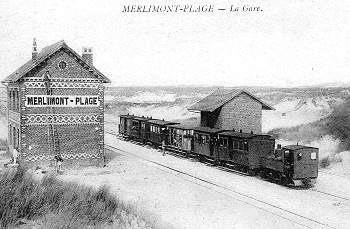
[17,49,105,165]
[214,93,262,134]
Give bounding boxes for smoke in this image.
[277,134,341,160]
[309,135,341,159]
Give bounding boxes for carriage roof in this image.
[193,126,225,134]
[283,145,318,151]
[219,131,273,140]
[148,119,179,126]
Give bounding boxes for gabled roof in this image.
[188,89,274,112]
[283,145,318,151]
[1,40,110,83]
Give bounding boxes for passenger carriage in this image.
[216,130,275,174]
[147,119,179,146]
[167,124,194,156]
[119,114,150,140]
[118,114,133,136]
[193,127,226,162]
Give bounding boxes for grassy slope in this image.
[0,167,163,229]
[269,99,350,151]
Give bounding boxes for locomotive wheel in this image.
[198,155,205,162]
[302,178,312,187]
[280,176,287,186]
[259,169,267,178]
[248,168,256,176]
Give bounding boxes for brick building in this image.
[1,39,110,166]
[188,89,274,134]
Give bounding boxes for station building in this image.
[1,39,110,166]
[188,89,274,134]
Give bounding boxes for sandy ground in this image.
[59,133,350,229]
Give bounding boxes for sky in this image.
[0,0,350,87]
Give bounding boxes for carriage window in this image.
[284,150,289,158]
[311,152,317,160]
[228,139,233,149]
[243,142,248,151]
[219,138,223,146]
[234,141,239,149]
[239,142,244,150]
[297,152,302,161]
[205,135,210,144]
[223,138,228,147]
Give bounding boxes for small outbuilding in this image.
[188,89,274,134]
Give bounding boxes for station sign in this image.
[25,95,100,107]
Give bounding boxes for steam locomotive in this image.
[118,114,319,186]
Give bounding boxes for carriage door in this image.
[283,150,294,177]
[124,118,127,133]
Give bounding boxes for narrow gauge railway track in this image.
[319,170,350,180]
[106,131,350,203]
[310,189,350,202]
[104,142,335,229]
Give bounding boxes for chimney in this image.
[82,47,93,65]
[32,38,38,60]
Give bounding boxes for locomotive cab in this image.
[282,145,319,185]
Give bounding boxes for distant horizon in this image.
[106,81,350,88]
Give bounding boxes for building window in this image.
[12,90,15,111]
[58,61,67,70]
[13,127,16,149]
[17,130,19,149]
[16,90,19,111]
[9,124,12,145]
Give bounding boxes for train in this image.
[118,114,319,186]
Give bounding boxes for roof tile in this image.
[2,40,110,83]
[188,89,274,112]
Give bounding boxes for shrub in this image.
[0,167,161,229]
[320,156,331,168]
